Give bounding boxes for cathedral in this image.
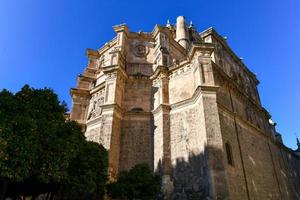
[70,16,300,199]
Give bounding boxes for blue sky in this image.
[0,0,299,149]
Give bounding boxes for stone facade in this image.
[70,16,300,199]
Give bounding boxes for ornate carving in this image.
[87,89,105,120]
[106,72,117,80]
[133,44,149,57]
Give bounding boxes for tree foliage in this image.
[107,164,161,200]
[0,85,108,200]
[63,141,108,199]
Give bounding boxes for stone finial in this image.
[175,16,189,50]
[166,19,171,27]
[189,21,194,28]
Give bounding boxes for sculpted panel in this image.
[87,88,105,121]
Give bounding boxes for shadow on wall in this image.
[156,147,226,200]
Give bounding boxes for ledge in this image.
[70,88,90,97]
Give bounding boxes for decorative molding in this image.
[200,27,259,83]
[98,37,118,56]
[152,104,171,116]
[70,88,90,98]
[169,64,193,79]
[132,43,149,57]
[188,42,215,60]
[170,85,219,111]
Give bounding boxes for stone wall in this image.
[169,65,197,105]
[268,143,300,199]
[219,111,249,199]
[119,113,153,171]
[122,78,152,112]
[170,96,209,199]
[213,38,300,199]
[118,75,154,171]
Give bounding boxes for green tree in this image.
[107,164,161,200]
[0,85,107,200]
[63,141,108,200]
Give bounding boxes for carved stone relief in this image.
[133,44,149,57]
[87,88,105,121]
[86,128,100,142]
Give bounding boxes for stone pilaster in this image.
[200,85,229,199]
[101,66,126,180]
[152,66,173,198]
[194,44,229,199]
[91,25,128,180]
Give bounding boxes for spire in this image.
[297,137,300,150]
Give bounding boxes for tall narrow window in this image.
[225,142,234,166]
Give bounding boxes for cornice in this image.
[170,85,219,111]
[150,65,169,80]
[70,88,90,97]
[98,37,117,56]
[102,65,120,73]
[168,60,190,72]
[200,27,259,84]
[86,48,100,58]
[90,83,105,94]
[113,23,130,36]
[113,23,154,40]
[152,104,171,116]
[85,67,97,73]
[188,42,215,59]
[78,74,96,81]
[128,32,153,40]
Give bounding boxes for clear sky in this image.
[0,0,299,149]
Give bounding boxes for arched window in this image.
[225,142,234,166]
